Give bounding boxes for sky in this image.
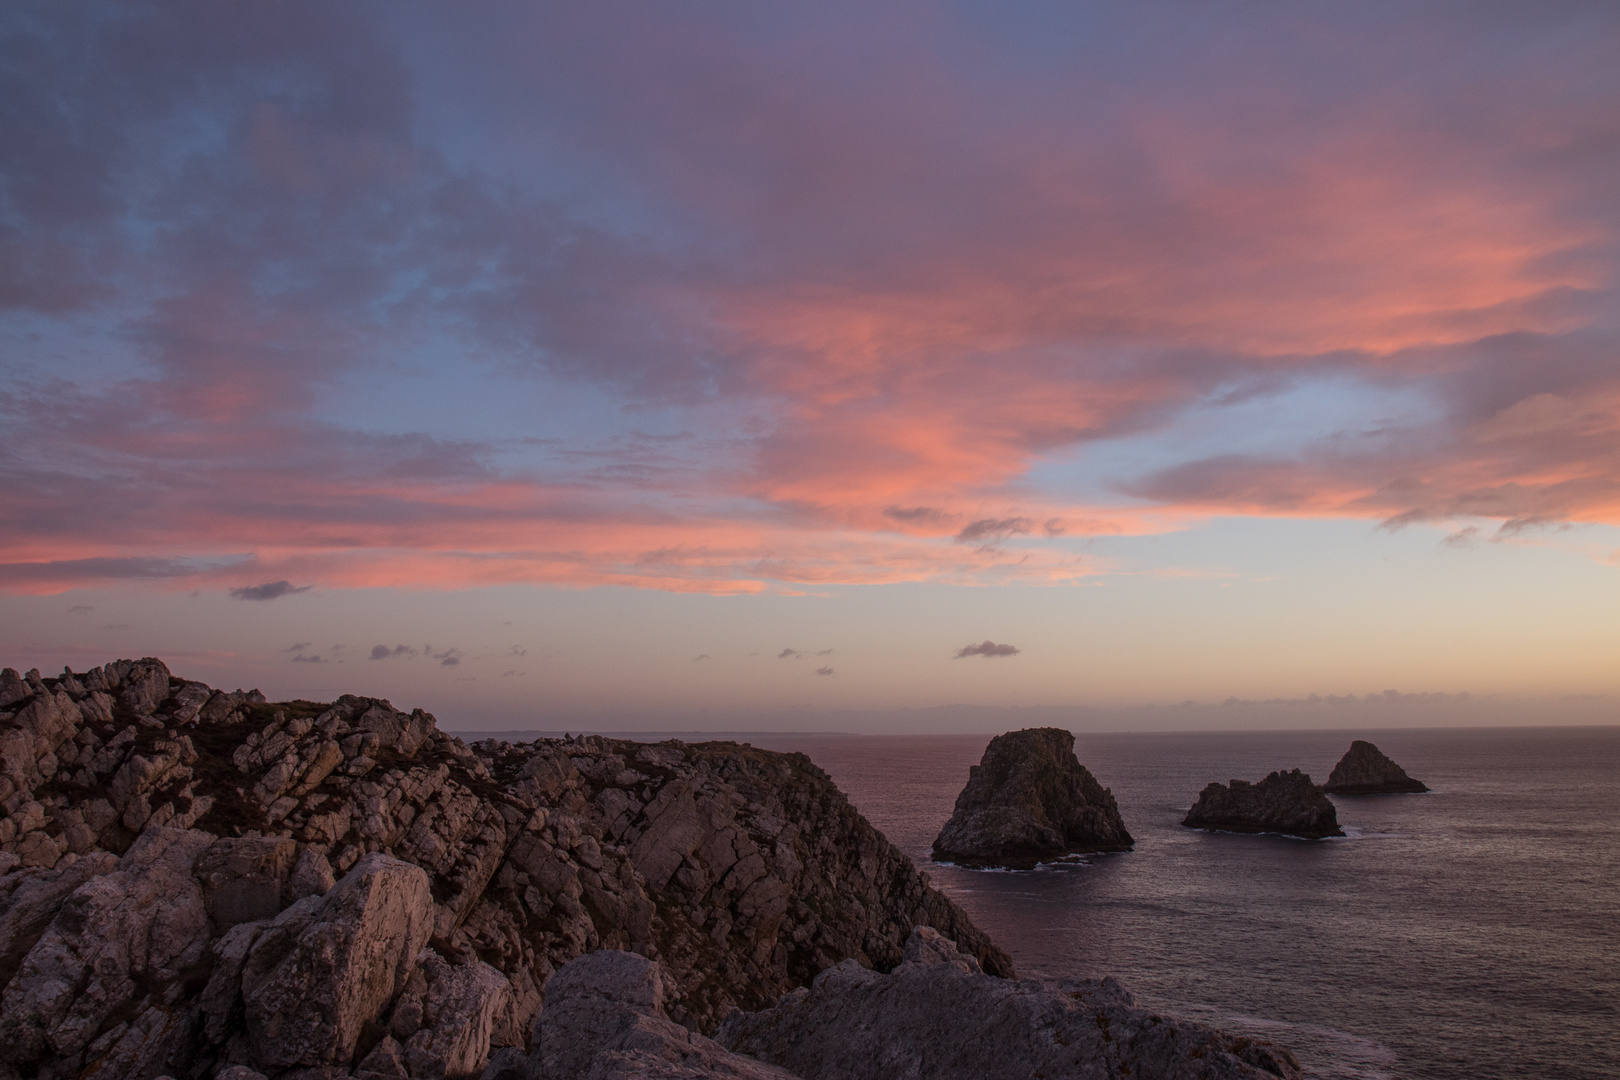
[2,1,1618,732]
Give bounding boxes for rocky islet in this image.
[930,727,1133,869]
[1180,769,1345,840]
[1323,740,1429,795]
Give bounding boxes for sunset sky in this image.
[3,1,1617,731]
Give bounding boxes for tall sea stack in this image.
[931,728,1133,869]
[1324,740,1430,794]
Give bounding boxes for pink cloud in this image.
[3,3,1618,594]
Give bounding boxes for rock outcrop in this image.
[0,658,1013,1080]
[1181,770,1343,840]
[1323,741,1429,795]
[932,728,1132,869]
[532,949,797,1079]
[716,926,1302,1080]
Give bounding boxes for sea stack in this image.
[1324,740,1430,794]
[1181,769,1344,839]
[932,728,1133,869]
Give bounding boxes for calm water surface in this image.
[736,728,1620,1080]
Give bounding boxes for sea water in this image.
[734,727,1620,1080]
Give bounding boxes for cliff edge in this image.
[0,658,1011,1080]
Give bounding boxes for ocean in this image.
[725,727,1620,1080]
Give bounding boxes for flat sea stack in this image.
[1324,740,1430,794]
[0,658,1013,1080]
[932,727,1132,869]
[1182,769,1344,839]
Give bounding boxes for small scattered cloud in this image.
[815,666,834,676]
[230,580,313,601]
[68,605,93,615]
[370,644,417,660]
[507,645,528,657]
[778,648,800,660]
[428,645,463,667]
[501,670,525,677]
[693,653,711,661]
[816,648,834,656]
[1043,518,1066,536]
[290,653,326,663]
[883,505,953,526]
[954,518,1032,544]
[283,642,313,652]
[954,640,1020,659]
[1442,526,1481,548]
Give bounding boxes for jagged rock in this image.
[194,836,298,926]
[0,851,119,987]
[932,728,1132,869]
[1324,741,1429,795]
[0,827,214,1076]
[534,950,798,1079]
[719,927,1302,1080]
[1182,770,1343,840]
[240,852,435,1068]
[397,949,516,1079]
[289,844,338,901]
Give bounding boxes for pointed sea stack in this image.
[1181,769,1344,839]
[931,728,1133,869]
[1324,739,1429,794]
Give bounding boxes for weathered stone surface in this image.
[932,728,1132,869]
[1181,770,1343,840]
[0,828,214,1075]
[1324,741,1429,795]
[397,949,516,1079]
[194,836,298,926]
[241,852,435,1068]
[289,843,338,901]
[536,950,799,1080]
[720,927,1302,1080]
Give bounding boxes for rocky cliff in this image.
[931,728,1132,869]
[0,658,1012,1080]
[1323,741,1429,795]
[1180,769,1343,840]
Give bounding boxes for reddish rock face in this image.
[931,727,1133,869]
[1181,768,1345,839]
[1325,740,1430,795]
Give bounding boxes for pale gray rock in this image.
[0,852,118,987]
[399,949,516,1079]
[535,950,799,1080]
[718,927,1302,1080]
[0,828,214,1074]
[240,852,434,1069]
[216,1067,271,1080]
[195,836,298,926]
[289,844,338,902]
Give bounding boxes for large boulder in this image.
[932,728,1133,869]
[240,851,434,1068]
[1323,741,1429,795]
[533,950,798,1079]
[1181,770,1343,840]
[0,828,214,1076]
[718,927,1302,1080]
